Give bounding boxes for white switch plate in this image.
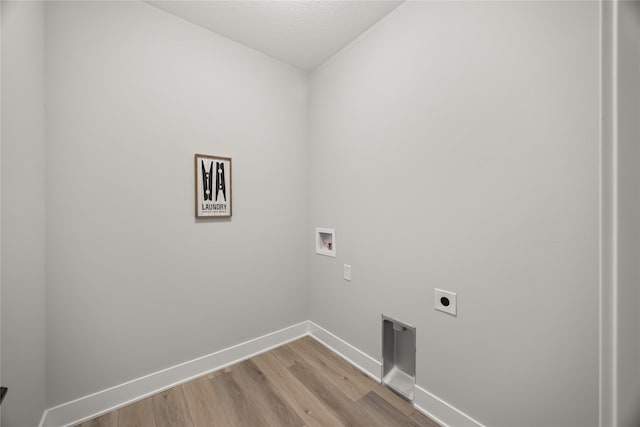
[434,289,457,316]
[343,264,351,281]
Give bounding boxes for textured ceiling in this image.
[147,1,404,71]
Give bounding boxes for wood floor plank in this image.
[253,351,345,427]
[358,390,425,427]
[271,344,298,368]
[207,368,227,381]
[151,387,194,427]
[209,369,270,427]
[289,359,378,427]
[182,375,233,426]
[301,336,373,381]
[288,337,370,401]
[77,411,118,427]
[118,397,156,427]
[410,410,442,427]
[230,359,304,427]
[370,383,416,416]
[72,338,442,427]
[304,337,378,385]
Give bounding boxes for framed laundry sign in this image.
[195,154,232,217]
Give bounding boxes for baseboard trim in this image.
[307,320,382,382]
[38,410,48,427]
[40,320,483,427]
[414,384,486,427]
[39,321,309,427]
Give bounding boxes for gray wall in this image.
[0,2,626,426]
[1,2,47,426]
[308,2,600,427]
[617,2,640,426]
[45,1,308,407]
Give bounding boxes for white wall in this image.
[45,1,308,407]
[1,1,47,426]
[616,2,640,426]
[3,2,627,426]
[308,2,600,426]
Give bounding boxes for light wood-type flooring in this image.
[76,336,440,427]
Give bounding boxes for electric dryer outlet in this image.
[434,289,457,316]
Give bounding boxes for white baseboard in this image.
[307,320,382,382]
[40,321,309,427]
[38,410,48,427]
[40,319,483,427]
[414,384,486,427]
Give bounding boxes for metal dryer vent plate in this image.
[381,315,416,401]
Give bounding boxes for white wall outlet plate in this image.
[434,289,457,316]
